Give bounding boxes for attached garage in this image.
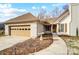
[5,13,44,38]
[9,25,31,37]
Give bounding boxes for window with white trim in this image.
[59,24,64,32]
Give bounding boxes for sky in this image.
[0,3,68,22]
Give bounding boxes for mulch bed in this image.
[0,37,53,55]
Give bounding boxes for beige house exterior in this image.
[5,13,44,38]
[5,3,79,37]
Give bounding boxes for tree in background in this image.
[52,7,60,17]
[63,4,69,10]
[38,7,47,19]
[38,4,69,20]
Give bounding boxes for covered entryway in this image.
[9,25,31,37]
[53,24,57,33]
[44,25,51,31]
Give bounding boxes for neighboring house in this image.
[4,4,79,37]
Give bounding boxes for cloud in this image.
[0,4,27,22]
[32,6,37,10]
[52,3,68,7]
[0,4,11,8]
[41,6,46,9]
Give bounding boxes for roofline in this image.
[4,20,40,24]
[54,9,69,24]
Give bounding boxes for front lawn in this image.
[59,35,79,55]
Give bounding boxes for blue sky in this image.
[0,3,68,22]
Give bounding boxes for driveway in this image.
[0,36,30,51]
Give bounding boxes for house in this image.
[4,13,45,38]
[53,8,70,35]
[43,3,79,36]
[52,4,79,36]
[4,3,79,37]
[42,4,79,36]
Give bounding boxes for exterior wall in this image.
[5,25,9,35]
[69,4,79,36]
[57,14,71,35]
[30,22,38,38]
[57,4,71,35]
[37,23,44,36]
[5,22,38,38]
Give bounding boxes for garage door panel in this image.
[10,26,31,37]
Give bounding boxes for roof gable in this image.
[54,9,69,24]
[5,13,38,24]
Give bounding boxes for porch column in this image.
[56,24,59,33]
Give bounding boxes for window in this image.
[17,28,19,30]
[25,28,27,30]
[19,28,21,30]
[28,28,31,30]
[59,24,64,32]
[22,28,24,30]
[14,28,17,30]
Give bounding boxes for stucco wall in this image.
[70,4,79,36]
[30,22,38,38]
[37,23,44,36]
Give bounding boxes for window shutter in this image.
[65,24,67,32]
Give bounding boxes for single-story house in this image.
[4,3,79,37]
[4,13,46,38]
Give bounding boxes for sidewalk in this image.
[33,34,67,55]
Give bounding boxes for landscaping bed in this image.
[0,37,53,55]
[59,35,79,55]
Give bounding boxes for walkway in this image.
[33,34,67,55]
[0,36,30,51]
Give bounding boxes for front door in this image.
[53,24,57,33]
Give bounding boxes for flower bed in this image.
[0,37,53,55]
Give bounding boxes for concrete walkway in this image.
[0,36,30,51]
[33,34,67,55]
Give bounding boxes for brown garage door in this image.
[10,25,31,37]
